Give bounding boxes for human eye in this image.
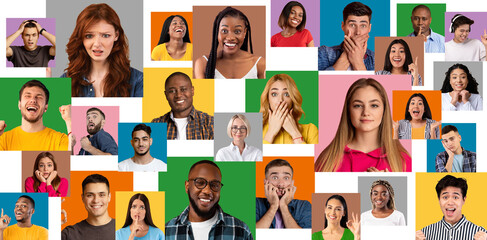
[48,163,53,167]
[131,204,137,209]
[284,176,290,180]
[102,34,110,38]
[271,92,277,97]
[141,206,145,210]
[180,87,187,92]
[372,104,380,108]
[86,193,93,198]
[353,104,363,108]
[167,89,176,94]
[284,92,290,97]
[235,29,242,34]
[271,176,278,180]
[99,193,106,197]
[221,28,228,34]
[418,102,423,106]
[85,34,93,39]
[350,23,356,28]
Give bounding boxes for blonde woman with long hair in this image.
[260,73,318,144]
[315,78,410,172]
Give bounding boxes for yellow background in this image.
[115,191,166,233]
[416,173,487,230]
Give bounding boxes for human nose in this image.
[201,182,213,193]
[93,35,101,47]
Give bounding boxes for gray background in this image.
[46,0,143,77]
[434,61,483,96]
[214,113,263,158]
[358,176,408,224]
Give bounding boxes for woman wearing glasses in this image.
[215,114,262,161]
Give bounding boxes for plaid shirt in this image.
[435,147,476,172]
[165,206,253,240]
[151,107,214,140]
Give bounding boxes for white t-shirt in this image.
[445,38,486,61]
[191,211,218,240]
[174,117,188,140]
[215,142,263,161]
[118,157,167,172]
[361,209,406,226]
[441,93,483,111]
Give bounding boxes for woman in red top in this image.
[271,1,314,47]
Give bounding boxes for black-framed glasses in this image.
[231,126,247,133]
[189,177,223,192]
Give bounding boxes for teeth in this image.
[176,29,182,32]
[176,100,184,104]
[225,43,236,47]
[200,199,210,202]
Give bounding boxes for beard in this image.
[135,146,150,156]
[187,191,219,220]
[87,122,102,135]
[21,111,43,124]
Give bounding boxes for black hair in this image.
[435,175,468,199]
[205,7,253,79]
[383,39,413,73]
[132,123,152,137]
[264,159,294,176]
[450,14,474,33]
[404,93,433,120]
[165,71,192,88]
[342,2,372,22]
[411,4,431,15]
[82,174,110,194]
[121,193,158,229]
[19,80,50,104]
[440,63,479,94]
[86,107,106,120]
[18,195,35,210]
[157,15,191,45]
[278,1,307,31]
[441,125,459,135]
[188,160,221,178]
[324,195,348,229]
[24,20,37,29]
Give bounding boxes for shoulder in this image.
[195,55,208,66]
[44,127,67,138]
[149,226,164,235]
[33,224,48,233]
[392,210,405,218]
[375,70,390,75]
[165,215,181,227]
[271,32,282,40]
[221,211,251,230]
[291,199,311,208]
[151,112,171,123]
[25,176,34,183]
[301,123,318,131]
[194,109,214,120]
[129,67,143,82]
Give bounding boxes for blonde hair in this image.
[259,74,305,126]
[227,114,251,138]
[315,78,409,172]
[370,180,396,210]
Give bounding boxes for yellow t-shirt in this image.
[3,224,48,240]
[412,125,426,139]
[263,123,319,144]
[151,42,193,61]
[0,126,68,151]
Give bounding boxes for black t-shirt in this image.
[61,219,115,240]
[7,45,54,67]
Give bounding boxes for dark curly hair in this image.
[440,63,479,94]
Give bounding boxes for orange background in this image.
[61,171,133,230]
[255,157,314,203]
[392,90,442,122]
[150,12,193,54]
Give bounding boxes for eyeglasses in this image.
[231,126,247,133]
[189,178,223,192]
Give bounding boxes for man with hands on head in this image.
[407,5,445,53]
[6,19,55,67]
[256,159,311,228]
[0,80,72,151]
[0,195,48,240]
[318,2,374,71]
[435,125,476,172]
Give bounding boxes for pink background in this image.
[71,106,119,154]
[314,75,412,160]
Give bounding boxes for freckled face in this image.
[83,20,119,63]
[268,81,292,112]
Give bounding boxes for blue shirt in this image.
[256,197,311,228]
[435,148,476,172]
[60,67,143,97]
[79,129,118,155]
[407,29,445,53]
[116,225,164,240]
[318,44,375,71]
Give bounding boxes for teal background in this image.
[0,193,48,229]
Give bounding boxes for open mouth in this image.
[393,57,402,63]
[445,208,456,217]
[291,19,300,24]
[176,100,185,104]
[175,28,183,33]
[92,50,104,56]
[88,123,95,128]
[328,215,337,220]
[224,42,237,48]
[26,106,38,112]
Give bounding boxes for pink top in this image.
[335,146,412,172]
[271,29,313,47]
[25,176,68,197]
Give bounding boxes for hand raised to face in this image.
[279,180,296,208]
[0,208,11,230]
[264,179,280,209]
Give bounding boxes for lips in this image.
[393,57,402,62]
[224,42,237,48]
[92,50,104,57]
[26,105,38,112]
[198,196,213,207]
[291,19,300,25]
[360,119,373,123]
[445,208,456,217]
[175,28,184,33]
[328,215,337,220]
[175,99,185,104]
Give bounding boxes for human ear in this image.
[115,31,119,41]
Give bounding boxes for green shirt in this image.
[312,228,354,240]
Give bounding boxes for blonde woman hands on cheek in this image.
[264,101,289,143]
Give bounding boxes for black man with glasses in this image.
[165,160,253,240]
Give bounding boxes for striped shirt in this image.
[151,107,214,140]
[165,206,253,240]
[422,215,486,240]
[435,148,476,172]
[397,119,439,139]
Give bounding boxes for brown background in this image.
[192,6,266,76]
[311,193,361,233]
[22,151,71,197]
[375,37,424,85]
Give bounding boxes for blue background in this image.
[117,123,167,164]
[319,0,390,51]
[427,123,476,172]
[0,193,48,229]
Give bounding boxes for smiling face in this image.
[22,27,39,51]
[268,80,293,112]
[218,16,247,54]
[342,15,371,36]
[18,86,48,124]
[131,130,152,156]
[185,163,221,221]
[169,16,187,40]
[442,131,462,154]
[287,6,303,29]
[86,110,105,135]
[349,86,384,134]
[325,198,344,224]
[408,96,425,120]
[265,166,293,198]
[453,24,470,43]
[389,43,406,69]
[371,184,390,210]
[38,157,54,179]
[83,20,119,64]
[82,182,111,219]
[14,197,34,223]
[231,118,247,141]
[439,186,465,225]
[411,8,431,36]
[449,68,468,92]
[165,75,194,118]
[130,199,146,222]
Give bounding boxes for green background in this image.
[159,158,256,236]
[0,78,71,133]
[245,71,319,126]
[397,4,446,37]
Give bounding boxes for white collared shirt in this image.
[215,142,262,161]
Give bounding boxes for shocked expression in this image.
[218,16,247,54]
[342,15,371,36]
[83,20,119,63]
[22,27,39,51]
[408,96,425,120]
[268,80,293,112]
[38,157,54,179]
[14,197,34,223]
[265,166,293,198]
[439,186,465,225]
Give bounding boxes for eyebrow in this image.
[352,99,381,103]
[441,192,461,196]
[348,19,369,24]
[270,172,291,176]
[271,88,288,91]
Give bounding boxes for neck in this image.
[453,38,464,44]
[90,61,109,79]
[21,119,45,133]
[220,49,245,60]
[445,215,462,225]
[86,213,111,226]
[391,67,406,74]
[167,38,184,48]
[132,152,153,165]
[188,207,215,222]
[325,222,343,232]
[16,220,33,228]
[172,106,192,118]
[372,206,390,213]
[282,27,297,36]
[410,118,425,124]
[453,147,463,155]
[349,130,380,152]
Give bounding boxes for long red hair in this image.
[65,3,131,97]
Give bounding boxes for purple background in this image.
[6,18,56,67]
[445,12,487,42]
[270,0,320,46]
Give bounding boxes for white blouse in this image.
[215,142,262,161]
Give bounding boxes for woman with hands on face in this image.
[116,193,164,240]
[441,63,483,111]
[394,93,440,139]
[259,74,318,144]
[25,152,68,197]
[376,39,422,86]
[312,195,360,240]
[361,180,405,226]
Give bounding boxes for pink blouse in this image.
[25,176,68,197]
[335,146,412,172]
